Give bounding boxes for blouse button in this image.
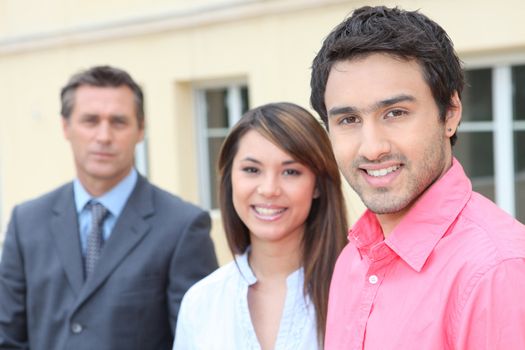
[368,275,379,284]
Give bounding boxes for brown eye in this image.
[82,117,98,125]
[283,169,301,176]
[385,109,407,119]
[242,167,259,174]
[339,115,360,125]
[111,117,128,127]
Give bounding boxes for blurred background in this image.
[1,0,524,264]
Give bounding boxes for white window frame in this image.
[135,138,149,177]
[462,52,525,217]
[194,80,247,210]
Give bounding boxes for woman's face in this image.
[231,130,318,247]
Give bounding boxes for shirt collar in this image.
[350,158,472,272]
[235,250,257,286]
[73,168,138,217]
[234,248,305,287]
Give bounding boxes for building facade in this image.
[1,0,524,263]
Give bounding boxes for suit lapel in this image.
[74,176,154,306]
[50,184,85,295]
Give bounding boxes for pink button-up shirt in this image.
[325,159,525,349]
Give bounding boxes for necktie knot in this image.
[90,202,109,226]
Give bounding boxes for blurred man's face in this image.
[63,85,144,196]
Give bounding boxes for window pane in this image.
[241,86,250,114]
[208,136,225,209]
[513,65,525,121]
[454,131,495,201]
[200,84,249,209]
[463,69,493,121]
[205,88,229,128]
[515,131,525,223]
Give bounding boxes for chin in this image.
[362,195,413,215]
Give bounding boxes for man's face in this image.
[63,85,144,195]
[324,53,460,233]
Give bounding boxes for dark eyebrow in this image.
[328,106,358,118]
[241,157,262,164]
[375,94,415,109]
[80,113,99,118]
[328,94,416,118]
[241,157,298,166]
[79,113,129,119]
[110,114,129,121]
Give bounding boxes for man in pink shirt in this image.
[310,5,525,350]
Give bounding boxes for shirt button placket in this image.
[353,263,383,348]
[368,274,379,284]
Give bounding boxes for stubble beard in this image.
[347,135,448,215]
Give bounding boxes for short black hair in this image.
[310,5,464,145]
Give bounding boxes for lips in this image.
[252,205,287,221]
[366,165,400,177]
[91,151,114,158]
[359,162,403,188]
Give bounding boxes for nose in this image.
[358,122,391,161]
[257,174,281,197]
[95,121,112,144]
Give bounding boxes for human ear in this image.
[62,117,71,140]
[445,91,462,137]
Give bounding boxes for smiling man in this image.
[0,65,218,350]
[311,6,525,350]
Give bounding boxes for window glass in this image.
[207,136,225,209]
[199,84,249,209]
[513,65,525,121]
[515,130,525,223]
[454,131,495,201]
[463,69,493,121]
[205,89,229,128]
[240,86,249,113]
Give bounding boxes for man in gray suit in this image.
[0,65,218,350]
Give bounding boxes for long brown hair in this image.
[218,102,348,344]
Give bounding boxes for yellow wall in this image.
[1,0,524,264]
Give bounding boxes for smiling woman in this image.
[231,129,318,247]
[173,102,348,350]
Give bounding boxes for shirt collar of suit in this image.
[73,168,138,218]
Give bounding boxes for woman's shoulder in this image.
[182,259,240,304]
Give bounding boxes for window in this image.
[455,62,525,222]
[135,138,149,177]
[195,83,249,209]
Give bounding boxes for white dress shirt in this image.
[173,251,319,349]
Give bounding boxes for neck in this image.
[377,209,408,238]
[377,156,455,238]
[81,182,113,197]
[248,238,302,282]
[77,168,132,197]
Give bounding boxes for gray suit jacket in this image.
[0,176,218,350]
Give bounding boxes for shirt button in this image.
[368,275,379,284]
[71,322,83,334]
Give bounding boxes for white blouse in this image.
[173,252,319,350]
